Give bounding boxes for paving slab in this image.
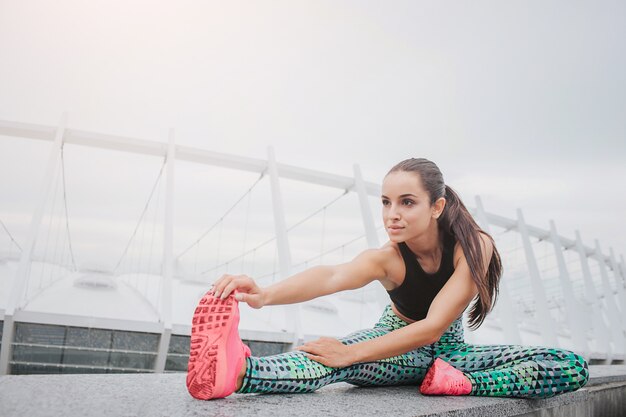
[585,364,626,386]
[1,365,624,417]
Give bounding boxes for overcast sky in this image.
[1,0,625,271]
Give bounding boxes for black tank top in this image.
[386,232,457,321]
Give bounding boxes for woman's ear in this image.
[433,197,446,219]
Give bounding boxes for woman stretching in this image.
[186,158,589,400]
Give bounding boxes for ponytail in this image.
[387,158,503,330]
[440,186,502,330]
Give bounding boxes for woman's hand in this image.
[210,274,266,309]
[295,337,356,368]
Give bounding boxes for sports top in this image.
[386,231,457,321]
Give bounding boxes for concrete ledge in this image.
[1,365,625,417]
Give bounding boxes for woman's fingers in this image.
[220,278,246,299]
[296,344,327,365]
[211,274,257,300]
[210,274,232,297]
[296,341,321,353]
[295,338,351,368]
[303,353,326,365]
[208,274,266,308]
[212,274,240,298]
[234,292,264,309]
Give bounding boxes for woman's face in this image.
[381,171,440,243]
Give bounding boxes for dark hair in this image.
[387,158,503,330]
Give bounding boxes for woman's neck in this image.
[404,224,442,263]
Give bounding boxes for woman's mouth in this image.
[387,226,404,234]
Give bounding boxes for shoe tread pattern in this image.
[187,295,234,399]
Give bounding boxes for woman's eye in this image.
[382,200,390,206]
[403,199,415,206]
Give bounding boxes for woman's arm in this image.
[346,235,492,364]
[263,248,388,305]
[211,247,392,307]
[346,258,479,362]
[297,235,492,367]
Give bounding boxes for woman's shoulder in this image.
[358,242,402,265]
[378,240,403,259]
[373,242,406,289]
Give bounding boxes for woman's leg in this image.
[434,341,590,398]
[237,305,433,394]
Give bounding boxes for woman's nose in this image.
[387,205,400,219]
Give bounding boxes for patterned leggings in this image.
[237,305,589,398]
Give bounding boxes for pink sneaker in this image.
[186,291,251,400]
[419,358,472,396]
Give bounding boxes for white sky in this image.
[1,0,625,270]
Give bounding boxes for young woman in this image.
[186,158,589,400]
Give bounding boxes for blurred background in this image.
[0,0,624,375]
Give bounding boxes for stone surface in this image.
[1,365,624,417]
[584,364,626,386]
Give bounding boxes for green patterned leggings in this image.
[237,305,589,398]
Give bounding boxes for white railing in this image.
[1,114,624,375]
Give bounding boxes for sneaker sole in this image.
[420,358,471,396]
[186,293,239,400]
[419,359,438,395]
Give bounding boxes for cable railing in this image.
[1,116,625,365]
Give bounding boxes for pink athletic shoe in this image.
[186,291,251,400]
[419,358,472,396]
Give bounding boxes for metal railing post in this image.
[353,164,387,309]
[155,128,175,373]
[517,209,558,347]
[594,240,625,357]
[609,248,626,314]
[0,113,68,375]
[475,196,521,345]
[549,220,589,356]
[575,231,612,362]
[267,147,301,347]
